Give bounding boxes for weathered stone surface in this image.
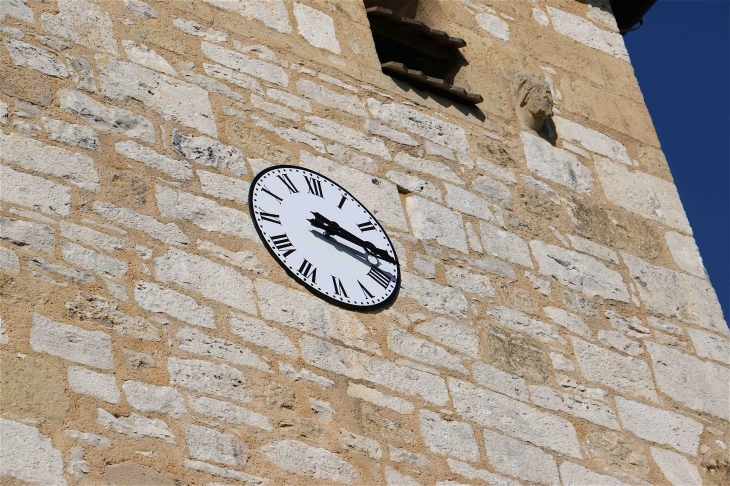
[554,117,630,164]
[368,99,469,153]
[480,223,533,268]
[598,330,643,356]
[125,0,157,19]
[1,0,34,23]
[268,88,312,112]
[616,396,703,455]
[623,253,727,335]
[256,278,377,353]
[389,446,430,467]
[415,317,478,358]
[41,0,119,55]
[59,88,155,143]
[529,385,620,430]
[367,120,418,146]
[395,153,463,186]
[347,383,414,415]
[134,281,215,329]
[177,327,270,373]
[197,240,265,275]
[279,363,334,389]
[0,61,54,106]
[406,196,468,253]
[586,431,649,477]
[521,131,593,193]
[5,39,68,77]
[0,216,55,253]
[665,231,707,278]
[400,272,468,318]
[551,352,575,371]
[62,241,127,278]
[261,440,356,484]
[595,157,691,233]
[93,201,189,246]
[645,341,729,420]
[1,351,69,422]
[251,94,300,121]
[306,116,390,159]
[30,314,114,369]
[65,429,111,448]
[254,115,326,152]
[122,40,177,76]
[483,429,559,485]
[449,378,582,458]
[101,462,180,486]
[487,306,566,346]
[559,462,629,486]
[171,129,246,176]
[187,424,249,467]
[293,3,341,54]
[122,348,156,370]
[66,56,97,93]
[472,361,529,402]
[445,183,495,221]
[189,395,272,431]
[42,117,100,150]
[97,56,217,137]
[531,241,630,302]
[548,7,629,61]
[388,324,467,374]
[168,357,251,402]
[0,419,67,486]
[97,408,175,443]
[688,328,730,364]
[28,257,95,283]
[301,336,449,406]
[328,144,379,173]
[116,141,192,180]
[651,447,703,486]
[420,409,480,462]
[477,12,510,41]
[298,79,364,116]
[567,234,620,264]
[155,248,256,314]
[230,313,298,358]
[573,337,657,401]
[484,328,550,383]
[300,152,407,230]
[388,171,442,202]
[202,41,288,87]
[123,380,186,418]
[448,459,520,486]
[0,131,100,191]
[66,291,160,341]
[204,0,291,34]
[174,17,227,42]
[339,429,382,459]
[68,366,120,403]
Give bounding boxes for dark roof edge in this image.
[609,0,659,34]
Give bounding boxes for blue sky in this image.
[622,0,729,324]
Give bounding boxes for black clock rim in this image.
[248,164,401,312]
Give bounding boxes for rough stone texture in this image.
[41,0,119,55]
[187,424,250,467]
[123,380,187,418]
[521,131,593,194]
[487,306,566,346]
[122,40,177,76]
[168,357,251,403]
[63,222,127,253]
[529,385,620,430]
[543,306,593,339]
[553,116,630,164]
[573,337,658,401]
[444,183,495,221]
[339,429,382,459]
[548,7,629,60]
[30,314,114,369]
[559,462,629,486]
[388,171,443,202]
[406,196,469,253]
[134,281,215,329]
[68,366,121,404]
[0,165,71,216]
[177,327,270,372]
[172,128,247,176]
[230,313,299,358]
[261,440,356,484]
[665,231,707,278]
[415,317,479,358]
[400,272,468,318]
[0,216,55,254]
[347,383,414,415]
[5,39,68,77]
[189,395,273,431]
[293,3,341,54]
[202,41,288,87]
[1,351,70,422]
[97,408,175,443]
[477,13,511,41]
[586,431,650,478]
[65,292,160,342]
[59,88,155,143]
[472,361,529,402]
[395,152,463,185]
[301,336,449,406]
[100,462,179,486]
[481,222,533,268]
[306,116,390,159]
[688,328,730,365]
[368,120,419,146]
[531,241,630,302]
[615,396,703,455]
[174,18,227,42]
[116,141,193,180]
[449,378,582,458]
[204,0,291,34]
[297,80,364,116]
[62,241,128,278]
[567,234,620,264]
[42,117,100,150]
[388,324,467,374]
[650,447,704,486]
[483,429,560,485]
[0,419,67,486]
[93,201,189,246]
[645,341,730,420]
[420,409,480,462]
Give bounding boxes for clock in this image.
[249,165,400,310]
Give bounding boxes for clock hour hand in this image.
[308,212,398,265]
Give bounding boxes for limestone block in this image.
[0,0,34,23]
[5,39,68,78]
[279,363,334,389]
[389,446,430,467]
[472,362,529,402]
[204,0,292,34]
[395,152,464,185]
[135,281,215,329]
[529,385,620,430]
[480,223,533,268]
[531,241,630,302]
[387,324,467,374]
[445,266,495,299]
[548,7,629,61]
[30,314,114,369]
[559,462,629,486]
[0,419,66,486]
[420,409,480,462]
[645,341,730,420]
[197,171,250,206]
[483,429,559,485]
[97,408,175,443]
[400,272,468,318]
[123,381,186,418]
[553,116,630,164]
[487,306,566,346]
[339,429,382,459]
[125,0,158,20]
[254,116,326,152]
[550,352,575,372]
[567,234,620,264]
[367,120,418,146]
[444,183,496,221]
[176,327,270,373]
[188,396,273,431]
[172,129,247,176]
[42,117,100,150]
[521,131,593,194]
[0,217,55,253]
[347,383,414,415]
[650,447,703,486]
[122,40,177,77]
[616,396,703,455]
[116,141,193,180]
[623,253,727,335]
[449,378,582,458]
[268,88,312,112]
[230,313,298,358]
[688,328,730,365]
[415,318,478,358]
[595,157,691,233]
[406,196,469,253]
[0,131,100,192]
[187,424,249,467]
[28,257,95,283]
[388,171,443,202]
[67,57,97,93]
[293,3,341,54]
[305,116,390,159]
[65,430,111,448]
[62,242,127,278]
[168,357,251,403]
[665,231,707,278]
[41,0,118,55]
[68,367,121,404]
[59,89,155,143]
[203,63,264,95]
[300,336,449,406]
[261,440,356,484]
[93,202,189,246]
[476,13,510,42]
[174,18,228,42]
[297,80,365,117]
[572,337,658,401]
[202,41,288,87]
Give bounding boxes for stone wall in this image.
[0,1,728,485]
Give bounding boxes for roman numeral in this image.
[367,265,391,289]
[298,259,317,283]
[358,280,374,299]
[270,234,295,257]
[262,186,283,204]
[305,176,324,198]
[259,212,281,224]
[338,196,346,209]
[332,276,348,297]
[277,174,299,194]
[358,221,376,232]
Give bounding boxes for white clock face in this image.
[249,165,400,309]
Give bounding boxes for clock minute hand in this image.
[308,212,398,265]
